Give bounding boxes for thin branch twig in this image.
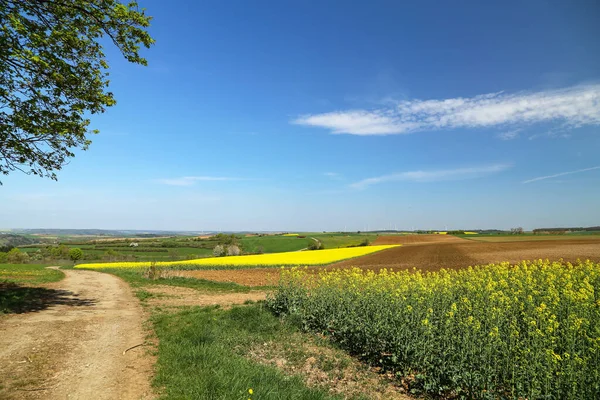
[122,343,145,355]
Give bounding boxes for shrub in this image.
[226,245,241,256]
[47,244,71,259]
[307,239,324,250]
[69,248,83,263]
[6,248,29,264]
[143,262,160,280]
[213,245,226,257]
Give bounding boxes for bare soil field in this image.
[372,234,466,245]
[177,235,600,286]
[463,235,600,242]
[332,236,600,271]
[170,269,283,287]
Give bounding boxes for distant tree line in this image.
[533,226,600,233]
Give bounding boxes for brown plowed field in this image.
[372,234,466,245]
[330,238,600,271]
[177,235,600,286]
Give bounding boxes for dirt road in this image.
[0,269,153,400]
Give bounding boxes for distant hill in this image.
[0,233,36,251]
[10,229,207,237]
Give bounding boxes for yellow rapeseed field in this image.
[268,259,600,398]
[75,244,399,269]
[281,233,300,236]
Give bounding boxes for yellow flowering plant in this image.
[267,260,600,399]
[75,245,399,269]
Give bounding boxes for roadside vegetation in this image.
[268,260,600,399]
[152,303,405,399]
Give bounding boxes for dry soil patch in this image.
[142,285,266,308]
[372,234,467,245]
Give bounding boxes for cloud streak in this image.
[522,166,600,184]
[350,164,511,189]
[497,129,521,140]
[156,176,239,186]
[293,84,600,135]
[324,172,342,180]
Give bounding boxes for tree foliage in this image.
[0,0,154,181]
[6,247,29,263]
[213,245,225,257]
[68,247,83,262]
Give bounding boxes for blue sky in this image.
[2,0,600,231]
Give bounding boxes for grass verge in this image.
[151,303,403,400]
[152,304,337,399]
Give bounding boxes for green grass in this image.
[0,264,66,314]
[310,233,378,249]
[239,235,309,253]
[0,264,64,285]
[135,289,162,301]
[152,304,344,400]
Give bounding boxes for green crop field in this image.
[238,235,308,253]
[310,233,378,248]
[0,264,65,315]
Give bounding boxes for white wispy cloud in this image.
[350,164,511,189]
[522,166,600,184]
[497,129,521,140]
[156,176,238,186]
[293,84,600,135]
[324,172,342,180]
